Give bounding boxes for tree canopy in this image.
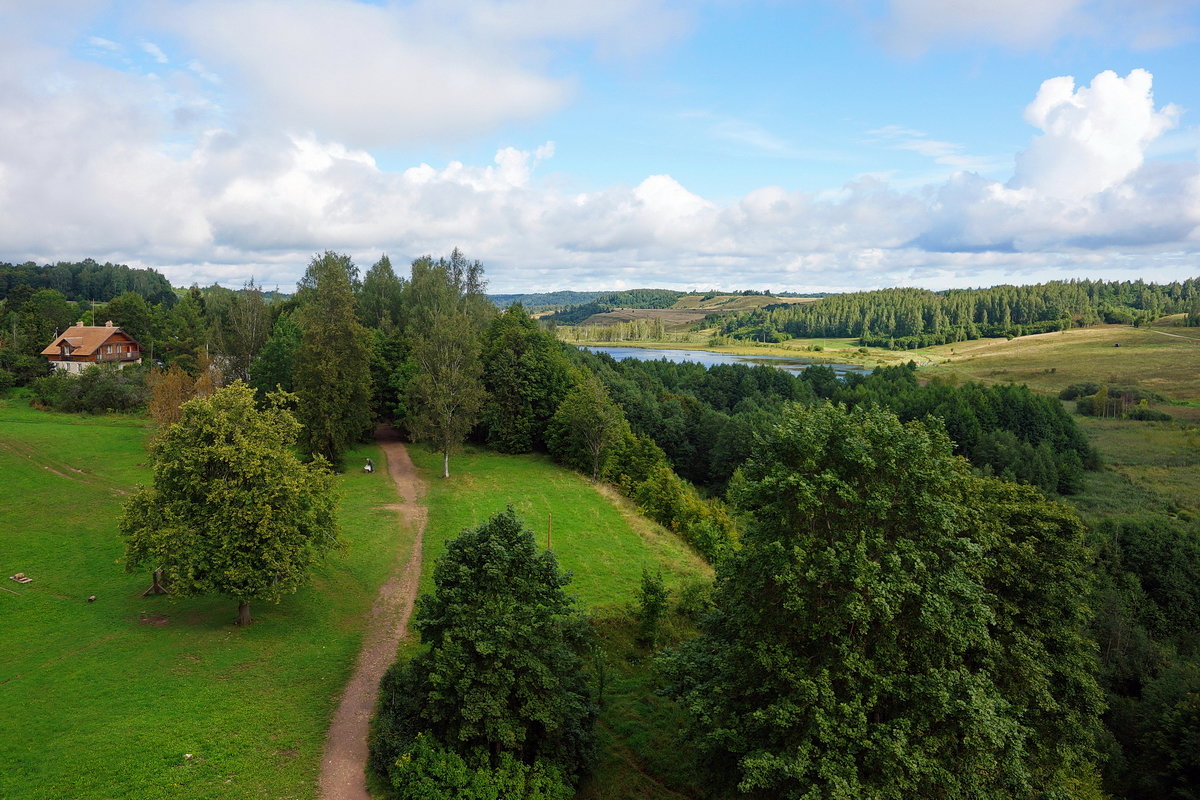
[294,251,374,468]
[403,250,493,477]
[371,508,596,794]
[480,304,574,454]
[120,382,340,625]
[662,402,1102,799]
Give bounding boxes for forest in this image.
[1,256,1198,799]
[707,279,1200,348]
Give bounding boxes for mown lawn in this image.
[406,444,710,608]
[0,398,406,800]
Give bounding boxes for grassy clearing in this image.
[0,398,407,800]
[1068,416,1200,524]
[908,325,1200,526]
[919,324,1200,408]
[406,444,710,610]
[401,443,713,800]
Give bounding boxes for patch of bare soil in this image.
[318,424,426,800]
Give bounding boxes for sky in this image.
[1,0,1199,293]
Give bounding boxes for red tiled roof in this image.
[40,324,141,357]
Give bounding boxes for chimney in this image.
[105,320,114,327]
[76,321,83,326]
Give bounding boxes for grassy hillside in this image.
[408,445,709,604]
[402,444,713,799]
[0,395,715,800]
[921,324,1200,410]
[0,399,406,800]
[912,324,1200,526]
[566,294,818,332]
[670,293,817,311]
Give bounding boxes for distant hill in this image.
[488,290,611,311]
[488,288,833,324]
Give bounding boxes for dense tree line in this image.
[546,289,685,325]
[0,258,177,306]
[708,278,1200,347]
[1088,516,1200,799]
[488,289,610,311]
[563,351,1096,496]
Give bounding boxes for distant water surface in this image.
[579,345,872,377]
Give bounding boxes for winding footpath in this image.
[318,424,427,800]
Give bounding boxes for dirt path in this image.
[319,424,427,800]
[1146,328,1200,343]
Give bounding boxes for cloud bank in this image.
[0,2,1196,292]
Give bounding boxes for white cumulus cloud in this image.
[1012,69,1180,199]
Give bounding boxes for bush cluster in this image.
[28,365,147,413]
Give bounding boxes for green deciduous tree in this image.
[103,290,159,355]
[213,279,270,383]
[546,372,627,481]
[403,250,492,477]
[371,508,596,787]
[662,402,1102,799]
[120,382,339,625]
[480,304,574,453]
[294,252,373,468]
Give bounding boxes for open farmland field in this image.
[0,398,407,800]
[1068,416,1200,523]
[579,306,713,330]
[920,324,1200,412]
[400,444,713,800]
[910,323,1200,526]
[577,294,819,331]
[670,293,818,311]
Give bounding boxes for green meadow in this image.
[406,445,709,606]
[0,398,404,800]
[1,397,713,799]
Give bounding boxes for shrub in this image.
[1060,382,1102,400]
[388,735,572,800]
[28,364,146,413]
[634,568,668,649]
[675,578,715,622]
[1125,407,1172,422]
[632,464,736,562]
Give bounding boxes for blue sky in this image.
[1,0,1198,292]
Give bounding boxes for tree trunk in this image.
[142,568,169,596]
[443,450,450,479]
[237,601,252,626]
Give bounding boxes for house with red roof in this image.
[40,321,143,373]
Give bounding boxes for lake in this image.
[579,345,872,377]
